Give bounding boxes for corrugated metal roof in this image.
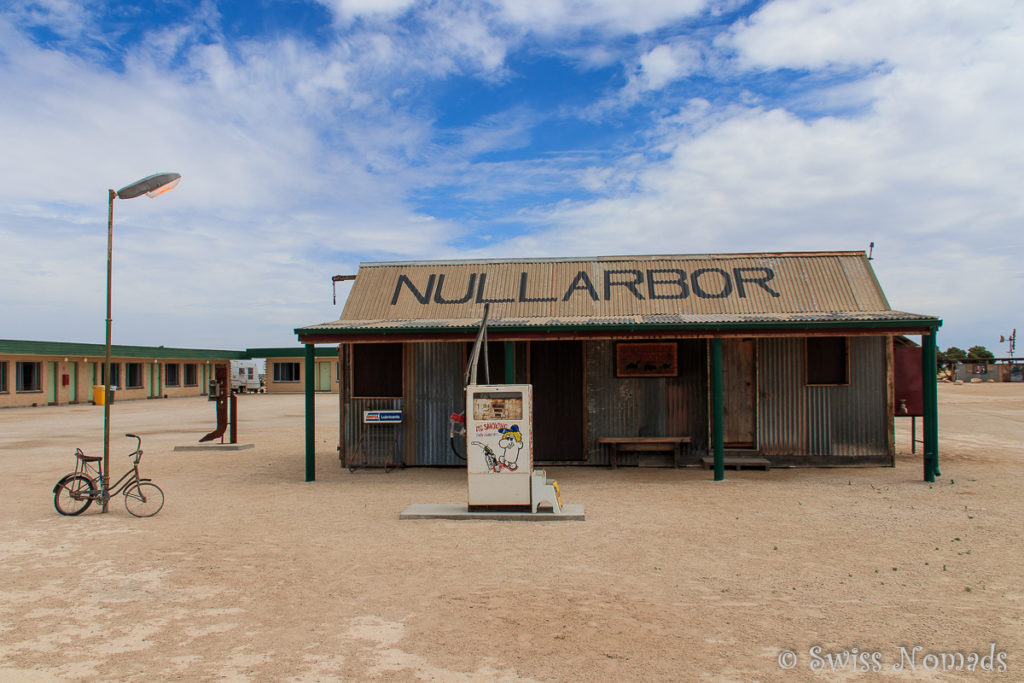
[297,252,939,337]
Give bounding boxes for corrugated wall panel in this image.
[807,387,831,455]
[667,339,709,457]
[757,338,808,456]
[344,398,404,467]
[828,336,888,456]
[584,339,706,465]
[585,341,649,464]
[757,336,887,459]
[412,342,466,465]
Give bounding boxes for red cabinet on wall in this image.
[893,344,923,417]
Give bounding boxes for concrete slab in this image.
[400,503,585,521]
[173,443,255,452]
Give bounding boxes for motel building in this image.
[294,251,943,481]
[0,340,246,408]
[254,347,341,394]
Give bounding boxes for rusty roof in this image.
[297,252,939,340]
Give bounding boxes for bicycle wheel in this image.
[53,475,94,516]
[123,482,164,517]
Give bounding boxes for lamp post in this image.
[102,172,181,512]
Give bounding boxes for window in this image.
[126,363,144,389]
[184,364,198,386]
[0,361,7,393]
[165,363,180,387]
[16,362,41,392]
[273,362,301,383]
[352,343,403,398]
[99,362,121,387]
[806,337,849,385]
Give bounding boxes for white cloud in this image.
[318,0,419,22]
[637,43,703,91]
[724,0,1018,72]
[468,1,1024,348]
[497,0,707,36]
[0,8,469,346]
[6,0,94,41]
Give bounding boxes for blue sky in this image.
[1,0,1021,352]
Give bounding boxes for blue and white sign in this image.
[363,410,403,423]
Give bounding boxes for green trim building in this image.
[250,347,340,394]
[295,251,941,482]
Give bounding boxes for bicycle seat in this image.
[76,450,102,463]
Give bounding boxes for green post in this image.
[504,341,514,384]
[922,329,940,481]
[305,344,315,482]
[711,338,725,481]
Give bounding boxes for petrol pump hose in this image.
[449,411,466,461]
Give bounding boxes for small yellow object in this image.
[552,480,562,507]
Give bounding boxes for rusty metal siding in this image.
[757,336,887,458]
[827,336,888,456]
[342,342,466,466]
[584,339,706,465]
[757,338,808,456]
[585,341,665,465]
[411,342,465,465]
[344,398,404,467]
[667,339,709,457]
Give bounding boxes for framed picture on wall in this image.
[615,342,678,378]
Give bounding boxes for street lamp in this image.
[102,172,181,512]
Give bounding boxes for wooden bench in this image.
[597,436,692,469]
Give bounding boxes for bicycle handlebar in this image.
[125,433,142,459]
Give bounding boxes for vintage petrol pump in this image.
[459,305,561,513]
[465,384,533,507]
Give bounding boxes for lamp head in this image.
[116,172,181,199]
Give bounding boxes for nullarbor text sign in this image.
[390,267,781,306]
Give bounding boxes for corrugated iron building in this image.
[295,252,941,473]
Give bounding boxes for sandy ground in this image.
[1,383,1021,682]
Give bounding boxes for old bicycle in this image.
[53,433,164,517]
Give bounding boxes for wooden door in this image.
[530,341,585,461]
[69,362,78,402]
[722,339,757,447]
[317,362,331,391]
[47,362,58,404]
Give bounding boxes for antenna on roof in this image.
[332,274,356,305]
[867,242,875,260]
